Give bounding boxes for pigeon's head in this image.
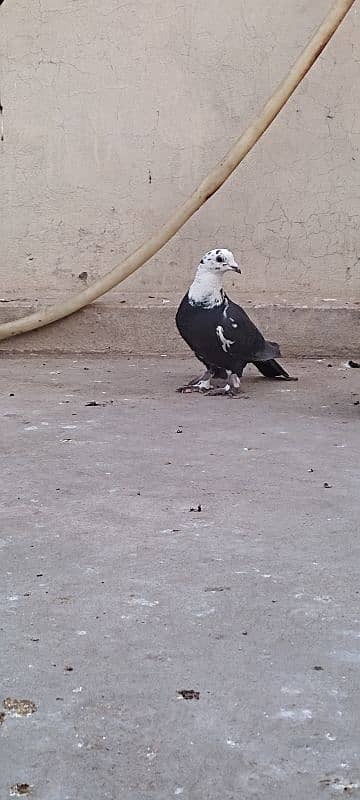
[198,248,241,275]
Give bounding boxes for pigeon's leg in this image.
[177,368,213,394]
[205,371,247,398]
[204,383,232,397]
[229,372,245,396]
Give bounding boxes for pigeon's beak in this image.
[230,263,241,274]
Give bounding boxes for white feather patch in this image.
[216,325,235,353]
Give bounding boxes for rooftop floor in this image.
[0,356,359,799]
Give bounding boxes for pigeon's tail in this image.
[253,340,281,360]
[252,358,297,380]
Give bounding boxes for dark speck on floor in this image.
[177,689,200,700]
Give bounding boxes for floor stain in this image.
[177,689,200,700]
[10,784,32,796]
[204,586,231,592]
[3,698,37,716]
[319,776,360,793]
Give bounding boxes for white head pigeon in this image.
[175,248,297,395]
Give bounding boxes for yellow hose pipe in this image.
[0,0,356,342]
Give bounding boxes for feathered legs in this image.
[178,367,246,397]
[177,368,213,393]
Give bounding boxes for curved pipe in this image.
[0,0,356,342]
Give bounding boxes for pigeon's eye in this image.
[216,255,223,263]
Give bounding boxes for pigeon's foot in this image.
[177,370,247,397]
[281,375,298,381]
[177,369,213,394]
[204,384,231,396]
[228,387,249,399]
[205,386,248,399]
[177,384,209,394]
[205,373,248,397]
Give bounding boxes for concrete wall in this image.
[1,0,359,309]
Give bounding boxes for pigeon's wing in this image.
[220,299,280,362]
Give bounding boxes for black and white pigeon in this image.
[175,248,297,396]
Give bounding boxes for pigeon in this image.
[175,248,297,396]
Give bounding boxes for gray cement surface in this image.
[0,356,359,800]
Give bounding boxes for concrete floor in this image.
[0,356,359,800]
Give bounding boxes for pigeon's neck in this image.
[188,268,224,308]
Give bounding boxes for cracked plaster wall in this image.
[0,0,359,303]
